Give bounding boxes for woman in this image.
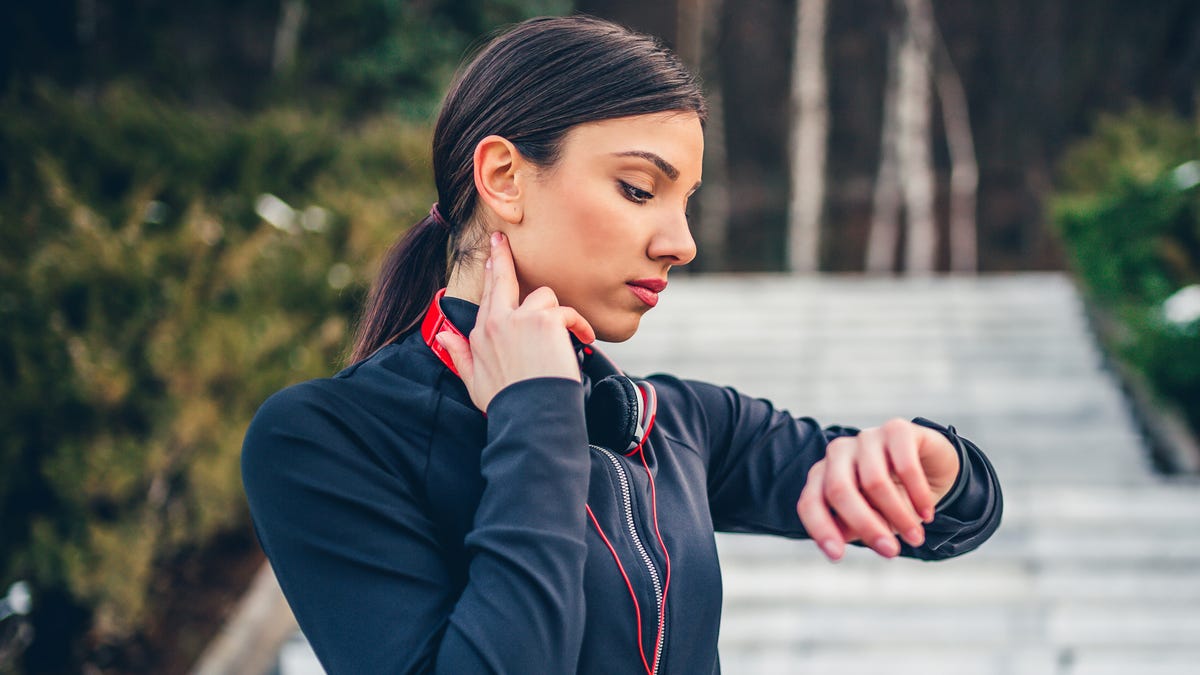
[241,15,1003,674]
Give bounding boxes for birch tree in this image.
[673,0,731,271]
[866,30,903,274]
[787,0,829,273]
[273,0,307,75]
[933,22,979,272]
[868,0,979,275]
[895,0,937,274]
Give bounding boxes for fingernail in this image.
[874,535,899,557]
[904,527,924,547]
[490,232,501,246]
[821,539,843,561]
[922,507,935,522]
[485,256,492,269]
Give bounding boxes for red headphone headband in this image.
[421,288,464,377]
[420,287,656,451]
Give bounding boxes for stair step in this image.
[719,563,1200,604]
[716,646,1200,675]
[716,603,1200,648]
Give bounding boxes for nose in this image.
[647,210,697,266]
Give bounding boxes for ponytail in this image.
[347,209,452,364]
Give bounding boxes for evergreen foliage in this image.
[1053,106,1200,438]
[1,1,572,668]
[0,83,433,662]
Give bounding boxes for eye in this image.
[619,181,654,204]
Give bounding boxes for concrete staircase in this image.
[601,272,1200,675]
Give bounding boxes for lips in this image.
[629,278,667,293]
[627,278,667,307]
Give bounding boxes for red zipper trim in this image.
[586,505,654,675]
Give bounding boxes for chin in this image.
[594,316,642,344]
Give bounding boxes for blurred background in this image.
[1,1,1198,673]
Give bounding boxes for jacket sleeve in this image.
[241,376,591,674]
[650,375,1002,560]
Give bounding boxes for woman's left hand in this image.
[796,418,960,562]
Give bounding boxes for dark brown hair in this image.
[348,15,707,364]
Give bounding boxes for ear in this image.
[473,135,528,227]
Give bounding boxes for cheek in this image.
[534,181,627,260]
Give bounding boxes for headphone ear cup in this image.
[586,375,641,453]
[634,379,656,449]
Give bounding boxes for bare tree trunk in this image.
[866,28,903,274]
[932,23,979,273]
[77,0,97,44]
[676,0,704,72]
[77,0,99,96]
[273,0,307,76]
[698,89,732,270]
[787,0,829,273]
[896,0,936,274]
[674,0,730,271]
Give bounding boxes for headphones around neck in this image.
[421,289,657,454]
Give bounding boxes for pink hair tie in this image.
[429,203,452,229]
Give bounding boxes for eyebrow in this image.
[613,150,679,180]
[611,150,702,191]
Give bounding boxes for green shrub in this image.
[0,84,433,658]
[1052,105,1200,437]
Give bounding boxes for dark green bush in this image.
[0,84,433,661]
[1053,105,1200,438]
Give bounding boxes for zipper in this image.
[590,444,665,675]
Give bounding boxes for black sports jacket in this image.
[241,296,1003,674]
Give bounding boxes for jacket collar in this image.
[439,293,594,368]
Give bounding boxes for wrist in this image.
[911,417,970,512]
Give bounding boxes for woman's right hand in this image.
[435,231,596,412]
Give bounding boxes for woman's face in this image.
[507,111,704,343]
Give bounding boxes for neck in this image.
[444,260,485,304]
